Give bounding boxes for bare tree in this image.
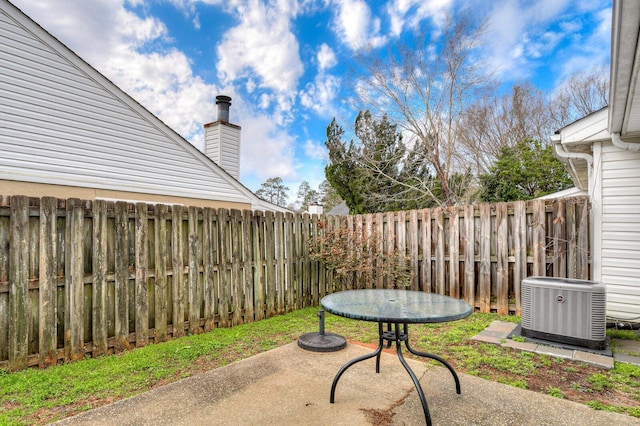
[457,83,555,176]
[352,10,495,206]
[549,66,609,129]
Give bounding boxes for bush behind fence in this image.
[0,195,590,370]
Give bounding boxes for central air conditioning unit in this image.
[521,277,606,350]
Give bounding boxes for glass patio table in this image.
[321,289,472,426]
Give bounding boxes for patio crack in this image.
[360,368,429,426]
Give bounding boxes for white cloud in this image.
[317,43,337,71]
[332,0,386,50]
[304,139,328,161]
[481,0,604,81]
[239,112,299,183]
[299,74,342,118]
[385,0,453,37]
[215,0,304,98]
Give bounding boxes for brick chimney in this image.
[204,95,241,180]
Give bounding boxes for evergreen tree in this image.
[255,177,290,207]
[479,139,573,202]
[324,111,434,214]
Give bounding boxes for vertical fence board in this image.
[230,209,243,325]
[92,200,108,356]
[479,204,491,312]
[302,214,312,307]
[171,206,185,337]
[154,204,168,341]
[242,210,254,323]
[566,200,577,279]
[552,199,567,278]
[374,213,384,289]
[65,200,85,361]
[274,212,285,313]
[496,203,508,315]
[310,215,320,305]
[434,208,445,295]
[448,207,460,298]
[421,209,431,292]
[532,199,546,276]
[114,202,130,350]
[409,210,419,290]
[134,204,148,347]
[38,197,57,366]
[201,208,214,331]
[9,196,29,370]
[513,201,526,316]
[463,204,475,307]
[577,199,590,279]
[264,211,276,317]
[188,207,203,331]
[252,211,265,320]
[217,208,230,327]
[283,213,293,310]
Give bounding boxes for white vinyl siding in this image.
[204,123,240,180]
[600,143,640,321]
[0,5,251,204]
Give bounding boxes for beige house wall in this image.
[0,180,251,210]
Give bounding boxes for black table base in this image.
[329,322,461,426]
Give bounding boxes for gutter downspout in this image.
[611,132,640,152]
[551,135,593,190]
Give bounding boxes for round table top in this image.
[321,289,472,324]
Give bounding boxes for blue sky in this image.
[11,0,611,203]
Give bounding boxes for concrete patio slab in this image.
[52,342,639,426]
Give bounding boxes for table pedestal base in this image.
[329,322,461,426]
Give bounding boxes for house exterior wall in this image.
[0,2,253,207]
[597,142,640,321]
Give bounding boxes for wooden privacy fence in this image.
[0,195,590,370]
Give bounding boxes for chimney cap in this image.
[216,95,232,104]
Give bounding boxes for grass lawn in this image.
[0,308,639,425]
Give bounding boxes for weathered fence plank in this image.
[434,208,445,295]
[242,210,254,322]
[577,199,590,279]
[65,200,85,361]
[463,204,475,307]
[92,200,108,356]
[217,208,230,327]
[264,211,276,317]
[552,200,567,278]
[9,196,29,370]
[230,209,243,325]
[513,201,526,316]
[448,207,460,299]
[496,203,509,315]
[38,197,57,367]
[421,209,431,293]
[532,199,546,276]
[479,204,491,312]
[114,202,130,350]
[252,211,265,321]
[154,204,169,341]
[135,203,149,347]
